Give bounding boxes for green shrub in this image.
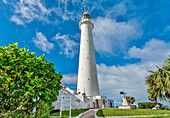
[161,105,170,110]
[138,102,157,109]
[96,109,104,117]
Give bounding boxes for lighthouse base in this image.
[52,86,114,110]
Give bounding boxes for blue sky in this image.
[1,0,170,106]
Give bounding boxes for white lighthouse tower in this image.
[53,7,114,110]
[77,7,100,97]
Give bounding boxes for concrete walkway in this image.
[81,109,98,118]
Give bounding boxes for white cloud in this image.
[93,17,142,54]
[97,63,149,102]
[54,0,81,21]
[11,0,50,25]
[53,33,78,58]
[63,39,170,104]
[11,15,25,25]
[32,31,79,57]
[6,0,136,26]
[97,39,170,102]
[8,0,135,26]
[62,74,77,85]
[8,0,83,25]
[128,39,170,63]
[105,1,127,18]
[33,32,54,53]
[8,0,113,25]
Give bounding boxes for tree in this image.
[0,43,62,117]
[146,56,170,102]
[125,96,135,104]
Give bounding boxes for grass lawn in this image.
[97,108,170,117]
[50,109,87,118]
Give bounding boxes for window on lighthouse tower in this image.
[83,14,91,19]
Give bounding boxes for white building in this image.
[53,7,114,110]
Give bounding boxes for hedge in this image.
[138,102,157,109]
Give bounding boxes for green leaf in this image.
[28,86,33,91]
[7,77,11,82]
[30,80,34,85]
[26,72,34,78]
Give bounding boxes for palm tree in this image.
[125,96,135,104]
[146,56,170,102]
[162,57,170,101]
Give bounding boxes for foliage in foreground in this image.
[146,56,170,102]
[0,43,62,117]
[50,109,88,117]
[96,108,170,117]
[138,102,169,110]
[125,96,135,104]
[138,102,157,109]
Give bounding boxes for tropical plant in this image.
[125,96,135,104]
[146,56,170,102]
[161,105,170,110]
[138,102,157,109]
[0,43,62,117]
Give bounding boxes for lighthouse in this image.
[77,7,100,97]
[53,7,114,110]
